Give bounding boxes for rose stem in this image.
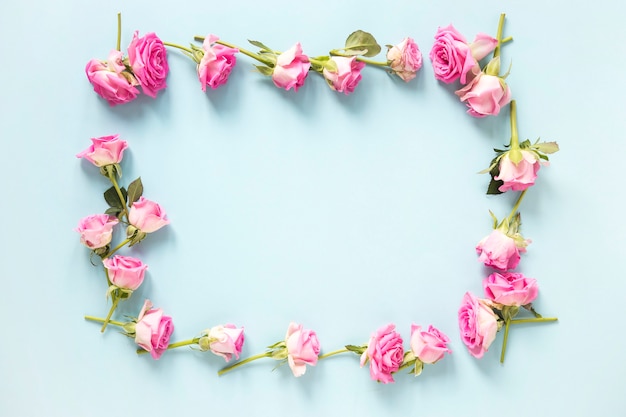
[509,100,520,149]
[500,319,511,364]
[100,296,121,333]
[84,315,125,327]
[507,189,527,222]
[102,238,131,259]
[492,13,506,60]
[162,42,194,54]
[317,347,350,360]
[510,317,558,325]
[137,338,200,355]
[217,352,271,376]
[328,50,388,67]
[116,13,122,52]
[105,165,128,220]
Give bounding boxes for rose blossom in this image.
[476,229,522,271]
[455,71,511,117]
[128,196,170,233]
[360,323,404,384]
[323,56,366,95]
[458,292,499,358]
[76,134,128,167]
[410,324,451,364]
[483,271,538,307]
[85,50,140,106]
[271,42,311,91]
[285,322,320,377]
[495,151,542,192]
[102,255,147,291]
[429,25,497,84]
[75,214,118,249]
[197,34,238,91]
[134,299,174,360]
[127,31,169,98]
[206,324,245,361]
[387,37,422,82]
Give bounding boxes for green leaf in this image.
[254,65,274,76]
[519,139,532,149]
[534,141,560,154]
[344,30,381,57]
[104,186,127,209]
[127,177,143,207]
[104,207,122,217]
[487,179,504,195]
[345,344,366,355]
[248,39,274,53]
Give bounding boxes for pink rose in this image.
[285,322,320,377]
[495,151,541,192]
[360,323,404,384]
[458,292,499,358]
[127,31,169,98]
[271,43,311,91]
[75,214,118,249]
[198,34,238,91]
[483,271,538,307]
[76,134,128,167]
[102,255,147,291]
[323,56,366,95]
[476,229,522,271]
[207,324,245,362]
[429,25,497,84]
[387,37,422,82]
[85,50,140,106]
[410,324,451,364]
[128,196,170,233]
[455,71,511,117]
[135,299,174,360]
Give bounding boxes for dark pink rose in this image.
[76,134,128,167]
[410,324,451,364]
[360,323,404,383]
[102,255,147,291]
[455,71,511,117]
[429,25,497,84]
[128,196,170,234]
[198,34,238,91]
[285,322,320,377]
[483,271,538,307]
[135,299,174,360]
[207,324,245,362]
[458,292,499,358]
[476,229,521,271]
[85,51,139,106]
[387,37,422,82]
[323,56,366,95]
[271,43,311,91]
[495,151,541,192]
[127,31,169,98]
[75,214,118,249]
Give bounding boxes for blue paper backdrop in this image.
[1,0,624,416]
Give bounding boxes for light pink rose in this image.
[495,151,541,192]
[476,229,521,271]
[458,292,499,359]
[455,71,511,117]
[85,50,140,106]
[128,196,170,233]
[271,43,311,91]
[483,271,538,307]
[76,134,128,167]
[285,322,320,377]
[429,25,497,84]
[323,56,366,95]
[410,324,451,364]
[208,324,245,362]
[360,323,404,384]
[102,255,147,291]
[387,37,422,82]
[135,299,174,360]
[127,31,169,98]
[198,34,238,91]
[75,214,119,249]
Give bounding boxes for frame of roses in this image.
[78,12,558,384]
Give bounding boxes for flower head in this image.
[285,322,320,377]
[476,228,525,271]
[387,37,422,82]
[103,255,147,291]
[128,196,170,234]
[455,61,511,117]
[85,50,139,106]
[127,31,169,98]
[458,292,499,358]
[495,150,542,192]
[483,271,538,307]
[410,324,451,365]
[323,56,365,95]
[360,323,404,383]
[201,324,245,362]
[75,214,118,249]
[198,34,238,91]
[271,43,311,91]
[134,300,174,359]
[76,134,128,167]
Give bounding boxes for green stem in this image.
[500,318,511,364]
[137,337,200,355]
[509,100,519,149]
[100,296,120,333]
[103,238,131,259]
[194,36,273,67]
[318,347,350,360]
[507,189,527,222]
[329,50,388,67]
[163,42,194,54]
[492,13,506,60]
[85,315,125,327]
[116,13,121,51]
[218,352,271,376]
[106,165,128,220]
[501,36,513,44]
[510,317,558,325]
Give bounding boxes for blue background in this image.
[1,0,624,416]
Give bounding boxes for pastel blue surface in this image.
[1,0,625,416]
